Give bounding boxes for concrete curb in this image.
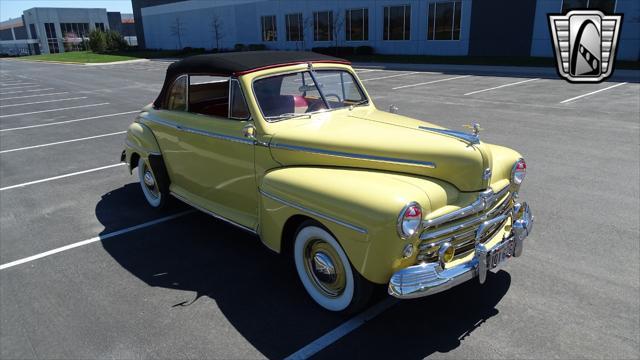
[1,58,149,66]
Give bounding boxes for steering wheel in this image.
[323,93,342,103]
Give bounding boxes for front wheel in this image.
[137,156,167,208]
[293,221,373,313]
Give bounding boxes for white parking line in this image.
[0,210,194,271]
[464,78,540,96]
[360,72,421,82]
[0,110,139,132]
[0,163,124,191]
[0,92,69,100]
[284,298,398,360]
[0,131,126,154]
[392,75,471,90]
[560,82,627,104]
[0,96,87,108]
[0,88,55,95]
[0,85,40,90]
[354,69,382,73]
[0,102,109,118]
[0,83,36,87]
[1,82,31,86]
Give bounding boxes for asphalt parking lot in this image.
[0,58,638,359]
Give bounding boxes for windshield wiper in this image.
[352,99,369,107]
[264,112,311,121]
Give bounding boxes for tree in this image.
[170,17,185,50]
[331,12,345,51]
[88,30,106,53]
[299,15,313,51]
[211,13,225,51]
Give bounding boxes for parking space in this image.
[0,58,638,359]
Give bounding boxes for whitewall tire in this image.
[138,157,163,208]
[293,222,372,313]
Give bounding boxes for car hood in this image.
[268,108,493,192]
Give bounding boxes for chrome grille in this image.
[417,187,513,263]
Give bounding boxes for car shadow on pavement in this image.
[96,184,511,359]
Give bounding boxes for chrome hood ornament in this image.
[463,123,483,137]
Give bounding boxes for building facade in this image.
[134,0,639,60]
[0,8,136,55]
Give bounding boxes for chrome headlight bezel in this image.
[511,158,527,188]
[397,202,423,239]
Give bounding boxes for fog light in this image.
[402,244,414,258]
[438,242,455,268]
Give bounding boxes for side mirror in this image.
[242,124,256,140]
[242,124,268,146]
[389,104,399,114]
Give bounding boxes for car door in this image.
[153,75,258,230]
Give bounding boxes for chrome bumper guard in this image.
[388,202,533,299]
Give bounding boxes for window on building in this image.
[346,8,368,41]
[261,15,277,41]
[29,24,37,39]
[562,0,616,13]
[60,23,90,38]
[314,11,333,41]
[383,5,411,40]
[166,75,188,111]
[95,23,105,31]
[44,23,60,53]
[428,1,462,40]
[286,13,303,41]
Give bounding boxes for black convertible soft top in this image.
[154,51,349,108]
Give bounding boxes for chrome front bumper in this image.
[388,202,533,299]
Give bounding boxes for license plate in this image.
[488,238,516,270]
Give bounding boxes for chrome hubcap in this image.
[303,239,346,297]
[143,171,155,187]
[141,163,160,199]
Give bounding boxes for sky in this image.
[1,0,133,21]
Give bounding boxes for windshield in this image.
[253,69,367,121]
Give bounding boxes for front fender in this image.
[259,167,435,284]
[123,121,161,172]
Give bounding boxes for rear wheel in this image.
[293,221,373,313]
[138,157,167,208]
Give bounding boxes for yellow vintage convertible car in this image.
[121,51,533,313]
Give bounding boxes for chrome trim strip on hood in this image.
[260,189,368,234]
[270,143,436,169]
[418,126,480,145]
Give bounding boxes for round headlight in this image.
[397,202,422,239]
[512,158,527,185]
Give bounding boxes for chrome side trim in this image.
[124,139,161,156]
[141,113,254,145]
[270,143,436,169]
[418,126,480,145]
[422,184,509,230]
[170,191,257,234]
[259,189,368,234]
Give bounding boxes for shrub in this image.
[355,46,374,55]
[88,30,107,53]
[105,30,128,51]
[312,46,356,56]
[234,43,247,52]
[247,44,267,51]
